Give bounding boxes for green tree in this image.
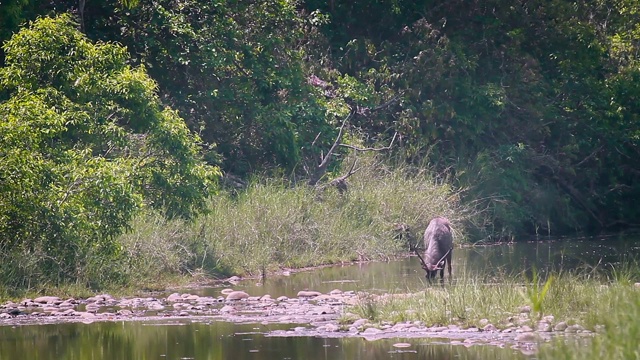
[0,14,219,289]
[104,0,334,175]
[301,0,640,237]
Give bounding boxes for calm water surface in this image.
[0,321,528,360]
[2,235,639,360]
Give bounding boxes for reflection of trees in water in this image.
[0,322,526,360]
[459,235,640,279]
[340,337,528,360]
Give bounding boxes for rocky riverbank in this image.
[0,284,596,355]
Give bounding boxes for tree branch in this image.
[339,132,397,152]
[308,107,355,186]
[370,92,404,112]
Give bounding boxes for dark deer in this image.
[416,217,453,284]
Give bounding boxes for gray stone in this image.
[516,325,533,333]
[34,296,61,304]
[352,319,368,328]
[430,326,448,332]
[553,322,568,331]
[362,327,382,335]
[226,291,250,301]
[220,305,235,313]
[565,324,584,333]
[537,322,552,332]
[323,323,340,332]
[483,324,498,332]
[297,291,322,298]
[515,332,539,342]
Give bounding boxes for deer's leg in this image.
[447,250,453,282]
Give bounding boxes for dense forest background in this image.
[2,0,639,242]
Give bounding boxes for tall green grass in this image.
[106,159,468,290]
[538,264,640,360]
[344,263,640,360]
[347,266,640,337]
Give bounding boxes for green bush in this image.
[0,14,218,294]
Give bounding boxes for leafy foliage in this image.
[100,0,336,175]
[0,15,218,290]
[301,0,640,237]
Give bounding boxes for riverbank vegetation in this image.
[0,153,469,298]
[118,158,468,281]
[347,263,640,360]
[1,1,640,296]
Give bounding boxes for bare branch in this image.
[308,108,354,186]
[575,145,603,167]
[311,132,322,147]
[339,132,398,152]
[331,156,359,182]
[370,92,404,112]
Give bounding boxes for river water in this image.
[1,234,638,360]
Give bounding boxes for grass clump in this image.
[347,265,640,340]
